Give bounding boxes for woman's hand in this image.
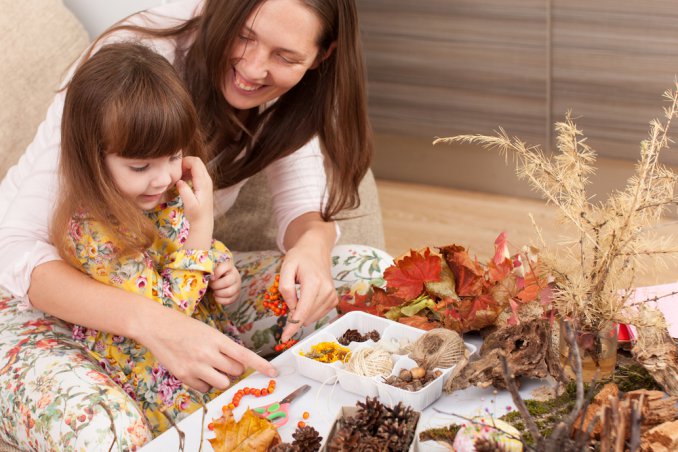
[138,306,276,392]
[29,261,277,393]
[278,213,338,342]
[209,259,242,305]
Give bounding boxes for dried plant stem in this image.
[97,401,118,452]
[188,388,208,452]
[161,410,186,452]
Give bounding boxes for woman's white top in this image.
[0,0,331,300]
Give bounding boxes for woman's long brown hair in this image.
[52,43,206,259]
[97,0,373,220]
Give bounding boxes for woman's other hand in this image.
[279,213,337,342]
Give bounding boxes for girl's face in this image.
[105,152,183,210]
[222,0,324,110]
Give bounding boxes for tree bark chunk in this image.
[445,319,559,392]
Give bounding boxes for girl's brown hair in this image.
[52,42,206,259]
[99,0,372,220]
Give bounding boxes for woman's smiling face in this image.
[221,0,324,110]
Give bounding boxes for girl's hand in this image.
[210,259,242,305]
[176,156,213,229]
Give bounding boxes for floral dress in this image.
[65,193,233,435]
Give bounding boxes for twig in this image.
[161,410,185,452]
[628,399,642,452]
[97,401,118,452]
[499,353,543,444]
[188,388,208,452]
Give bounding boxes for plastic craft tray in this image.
[289,311,476,411]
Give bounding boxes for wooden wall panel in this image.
[358,0,548,145]
[551,1,678,164]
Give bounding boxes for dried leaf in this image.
[384,248,442,300]
[488,232,514,283]
[398,315,440,330]
[424,260,459,300]
[337,287,404,316]
[208,408,281,452]
[439,245,486,297]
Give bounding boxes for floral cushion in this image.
[0,294,152,451]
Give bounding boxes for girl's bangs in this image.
[103,82,197,159]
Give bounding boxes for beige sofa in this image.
[0,0,383,450]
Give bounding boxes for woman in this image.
[0,0,385,430]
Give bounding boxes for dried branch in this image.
[436,81,678,335]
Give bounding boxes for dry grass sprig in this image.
[434,82,678,334]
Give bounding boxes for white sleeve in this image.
[0,92,65,300]
[264,136,339,252]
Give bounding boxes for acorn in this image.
[398,369,413,382]
[410,366,426,380]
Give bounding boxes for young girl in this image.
[51,42,240,433]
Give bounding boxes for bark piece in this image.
[445,319,557,392]
[641,420,678,452]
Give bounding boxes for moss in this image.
[611,363,662,392]
[418,424,460,445]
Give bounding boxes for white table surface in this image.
[142,332,545,451]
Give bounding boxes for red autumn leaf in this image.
[439,245,485,297]
[384,248,442,300]
[398,315,440,330]
[337,287,404,316]
[371,287,406,316]
[452,294,503,332]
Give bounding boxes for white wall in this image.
[63,0,181,40]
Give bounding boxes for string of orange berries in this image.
[274,338,298,353]
[264,274,298,352]
[263,274,288,316]
[225,380,276,410]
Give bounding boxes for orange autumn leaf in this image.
[384,248,442,300]
[398,315,440,330]
[439,245,486,297]
[337,287,404,316]
[208,408,281,452]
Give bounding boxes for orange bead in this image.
[302,412,310,419]
[243,387,251,395]
[261,389,268,396]
[297,421,306,428]
[208,422,214,431]
[227,403,235,410]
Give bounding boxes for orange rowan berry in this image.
[297,421,306,428]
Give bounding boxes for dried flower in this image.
[435,83,678,334]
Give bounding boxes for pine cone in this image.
[355,436,389,452]
[474,436,507,452]
[292,425,322,452]
[327,427,361,452]
[353,397,386,433]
